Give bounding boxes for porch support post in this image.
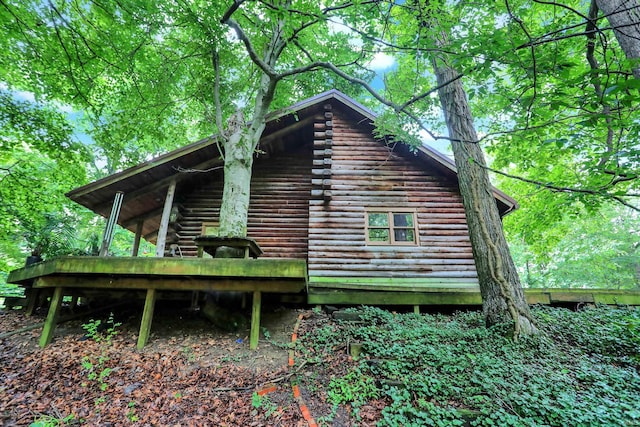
[39,287,64,348]
[131,220,144,257]
[250,290,262,350]
[70,295,79,311]
[99,191,124,256]
[137,288,157,350]
[25,288,40,316]
[155,180,176,257]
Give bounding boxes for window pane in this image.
[202,222,219,236]
[393,213,413,227]
[394,229,415,242]
[368,213,389,227]
[369,229,389,242]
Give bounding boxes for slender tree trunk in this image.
[216,72,274,256]
[595,0,640,79]
[216,6,284,247]
[218,126,259,239]
[431,57,537,338]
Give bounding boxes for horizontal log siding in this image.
[308,107,478,281]
[174,143,312,259]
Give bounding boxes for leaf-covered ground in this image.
[1,303,639,426]
[0,305,311,426]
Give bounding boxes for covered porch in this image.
[7,256,307,350]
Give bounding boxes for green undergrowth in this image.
[297,305,640,427]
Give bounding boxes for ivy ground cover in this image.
[294,305,640,426]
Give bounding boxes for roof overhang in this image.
[67,89,518,242]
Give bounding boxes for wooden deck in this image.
[7,257,307,350]
[8,259,640,350]
[307,278,640,306]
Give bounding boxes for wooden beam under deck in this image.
[33,275,305,293]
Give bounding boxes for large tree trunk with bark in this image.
[216,7,282,247]
[215,109,268,258]
[218,124,260,239]
[595,0,640,79]
[215,71,274,257]
[432,58,538,338]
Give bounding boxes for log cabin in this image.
[65,89,517,301]
[10,90,639,348]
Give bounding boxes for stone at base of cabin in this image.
[323,305,339,314]
[201,299,248,332]
[332,310,364,322]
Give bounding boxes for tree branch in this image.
[505,0,537,128]
[515,21,640,50]
[212,49,226,161]
[480,162,639,211]
[220,0,247,24]
[220,5,277,79]
[275,60,444,141]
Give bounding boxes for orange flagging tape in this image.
[300,405,311,419]
[290,311,318,427]
[256,384,277,396]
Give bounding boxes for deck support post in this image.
[413,305,420,314]
[25,288,40,316]
[137,288,157,350]
[155,180,177,257]
[99,191,124,256]
[131,220,144,257]
[250,290,262,350]
[69,295,79,311]
[39,287,64,348]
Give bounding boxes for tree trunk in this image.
[216,9,282,249]
[215,112,266,258]
[431,57,538,338]
[219,127,258,239]
[215,72,274,257]
[595,0,640,79]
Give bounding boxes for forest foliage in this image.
[0,0,638,291]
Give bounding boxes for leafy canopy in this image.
[0,0,638,289]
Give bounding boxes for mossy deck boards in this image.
[307,279,640,306]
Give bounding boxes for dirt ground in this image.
[0,301,356,426]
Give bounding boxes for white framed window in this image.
[365,210,418,245]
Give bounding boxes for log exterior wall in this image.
[172,142,313,259]
[307,105,478,283]
[167,102,476,284]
